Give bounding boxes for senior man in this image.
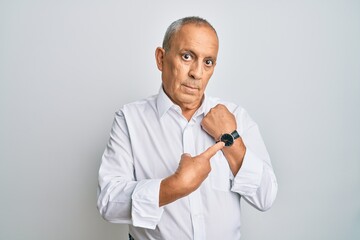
[97,16,278,240]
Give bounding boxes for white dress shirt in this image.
[97,86,278,240]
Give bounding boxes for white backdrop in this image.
[1,0,359,239]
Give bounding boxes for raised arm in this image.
[201,104,278,211]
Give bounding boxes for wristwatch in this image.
[218,130,240,147]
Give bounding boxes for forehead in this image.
[170,23,219,57]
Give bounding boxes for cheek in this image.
[172,63,189,86]
[202,72,213,87]
[173,62,187,77]
[162,64,182,91]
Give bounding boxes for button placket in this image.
[183,123,206,240]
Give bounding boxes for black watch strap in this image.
[231,130,240,140]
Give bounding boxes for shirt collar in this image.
[156,86,174,119]
[156,85,209,120]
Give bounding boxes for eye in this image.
[182,53,192,61]
[205,59,214,67]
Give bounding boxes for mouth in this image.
[182,83,199,90]
[182,84,199,94]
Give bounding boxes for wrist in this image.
[160,173,191,206]
[217,130,240,147]
[221,138,246,175]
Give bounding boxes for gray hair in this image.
[162,16,218,51]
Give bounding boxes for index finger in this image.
[199,141,225,159]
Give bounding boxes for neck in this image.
[162,86,204,121]
[181,108,198,121]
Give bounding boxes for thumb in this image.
[199,141,225,159]
[181,153,192,158]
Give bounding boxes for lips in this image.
[181,84,199,95]
[182,84,199,90]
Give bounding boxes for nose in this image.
[189,61,203,80]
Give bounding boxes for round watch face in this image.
[220,133,234,147]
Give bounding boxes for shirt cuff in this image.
[231,148,264,196]
[131,179,164,229]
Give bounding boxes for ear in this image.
[155,47,165,71]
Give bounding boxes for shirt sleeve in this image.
[230,108,278,211]
[97,111,164,229]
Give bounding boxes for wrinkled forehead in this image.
[175,24,219,53]
[167,23,218,50]
[172,24,219,49]
[177,22,218,41]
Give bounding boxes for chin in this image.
[180,95,201,105]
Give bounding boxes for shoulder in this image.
[206,95,244,113]
[115,94,158,117]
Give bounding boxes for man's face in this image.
[156,23,219,112]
